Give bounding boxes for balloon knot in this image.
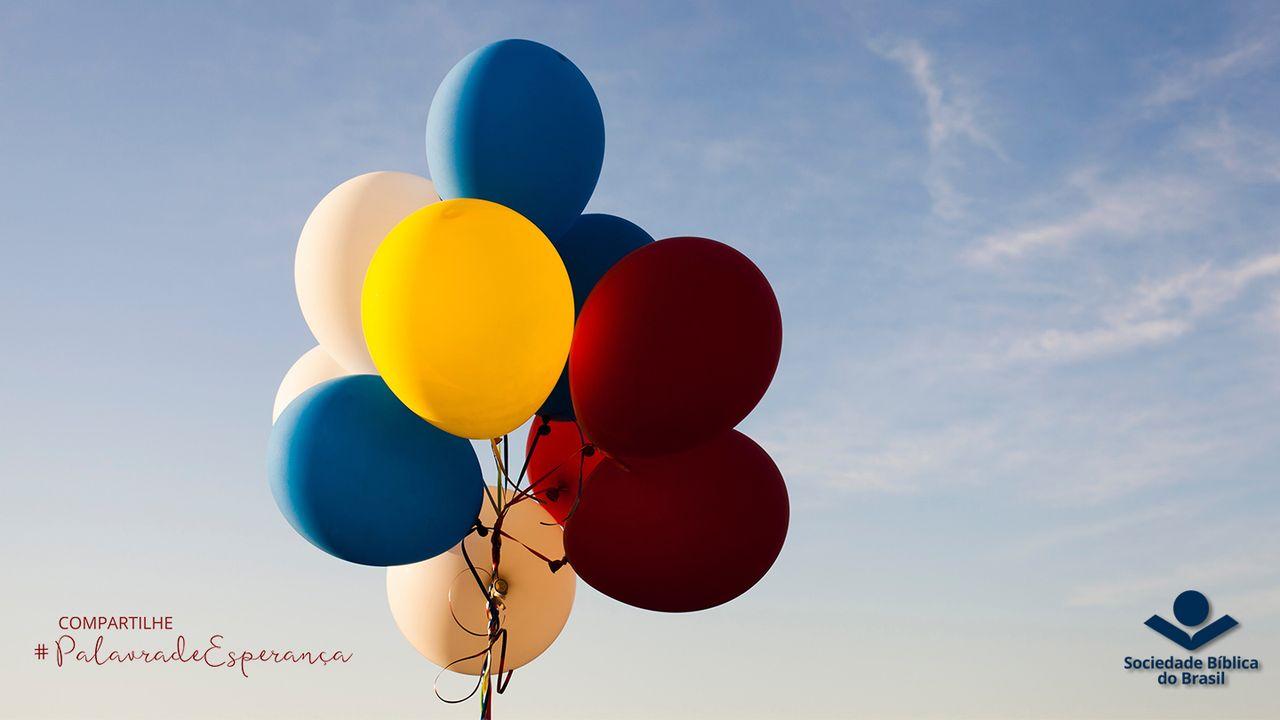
[474,521,489,538]
[582,445,596,457]
[537,422,552,436]
[545,487,560,502]
[548,559,567,573]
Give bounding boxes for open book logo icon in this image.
[1145,590,1238,651]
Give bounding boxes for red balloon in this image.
[569,237,782,459]
[524,417,602,524]
[564,430,788,612]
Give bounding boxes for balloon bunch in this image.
[267,39,786,717]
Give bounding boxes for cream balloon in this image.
[387,490,575,675]
[295,172,439,373]
[271,346,347,422]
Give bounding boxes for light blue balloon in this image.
[427,39,605,240]
[268,375,483,567]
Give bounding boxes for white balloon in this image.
[387,491,575,675]
[271,346,347,422]
[295,171,439,373]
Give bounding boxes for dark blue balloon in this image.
[268,375,483,566]
[426,39,605,240]
[539,214,653,419]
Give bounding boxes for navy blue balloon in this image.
[268,375,483,566]
[538,214,653,419]
[427,39,605,240]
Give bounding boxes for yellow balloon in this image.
[362,199,574,439]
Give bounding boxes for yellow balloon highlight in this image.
[362,199,574,439]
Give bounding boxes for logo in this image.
[1122,589,1260,687]
[1144,590,1237,651]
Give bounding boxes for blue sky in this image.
[2,2,1279,718]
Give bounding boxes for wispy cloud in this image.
[870,37,1005,218]
[1183,114,1280,182]
[759,380,1239,506]
[967,173,1209,265]
[1029,425,1226,506]
[968,25,1278,266]
[870,38,1003,156]
[1006,500,1194,560]
[1067,556,1279,608]
[1009,251,1280,363]
[1144,36,1278,108]
[1009,320,1191,363]
[759,406,998,494]
[1065,511,1280,611]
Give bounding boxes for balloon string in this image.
[440,425,571,717]
[524,443,592,497]
[496,528,559,565]
[487,440,505,512]
[513,417,549,489]
[523,443,583,493]
[461,532,495,603]
[504,434,511,494]
[528,442,593,526]
[433,542,509,706]
[432,641,494,703]
[491,425,546,509]
[494,426,590,530]
[435,484,508,715]
[484,437,516,719]
[480,483,501,518]
[504,434,514,506]
[558,423,591,524]
[447,566,491,637]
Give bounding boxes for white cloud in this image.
[759,408,998,494]
[1064,510,1280,610]
[1009,319,1191,363]
[871,38,1003,156]
[758,384,1240,506]
[1009,251,1280,363]
[1005,501,1193,560]
[1144,36,1277,108]
[870,37,1005,218]
[1067,556,1278,608]
[1122,253,1280,319]
[1032,430,1224,506]
[1184,114,1280,182]
[967,173,1208,264]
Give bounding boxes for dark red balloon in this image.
[524,417,603,525]
[568,237,782,459]
[564,430,788,613]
